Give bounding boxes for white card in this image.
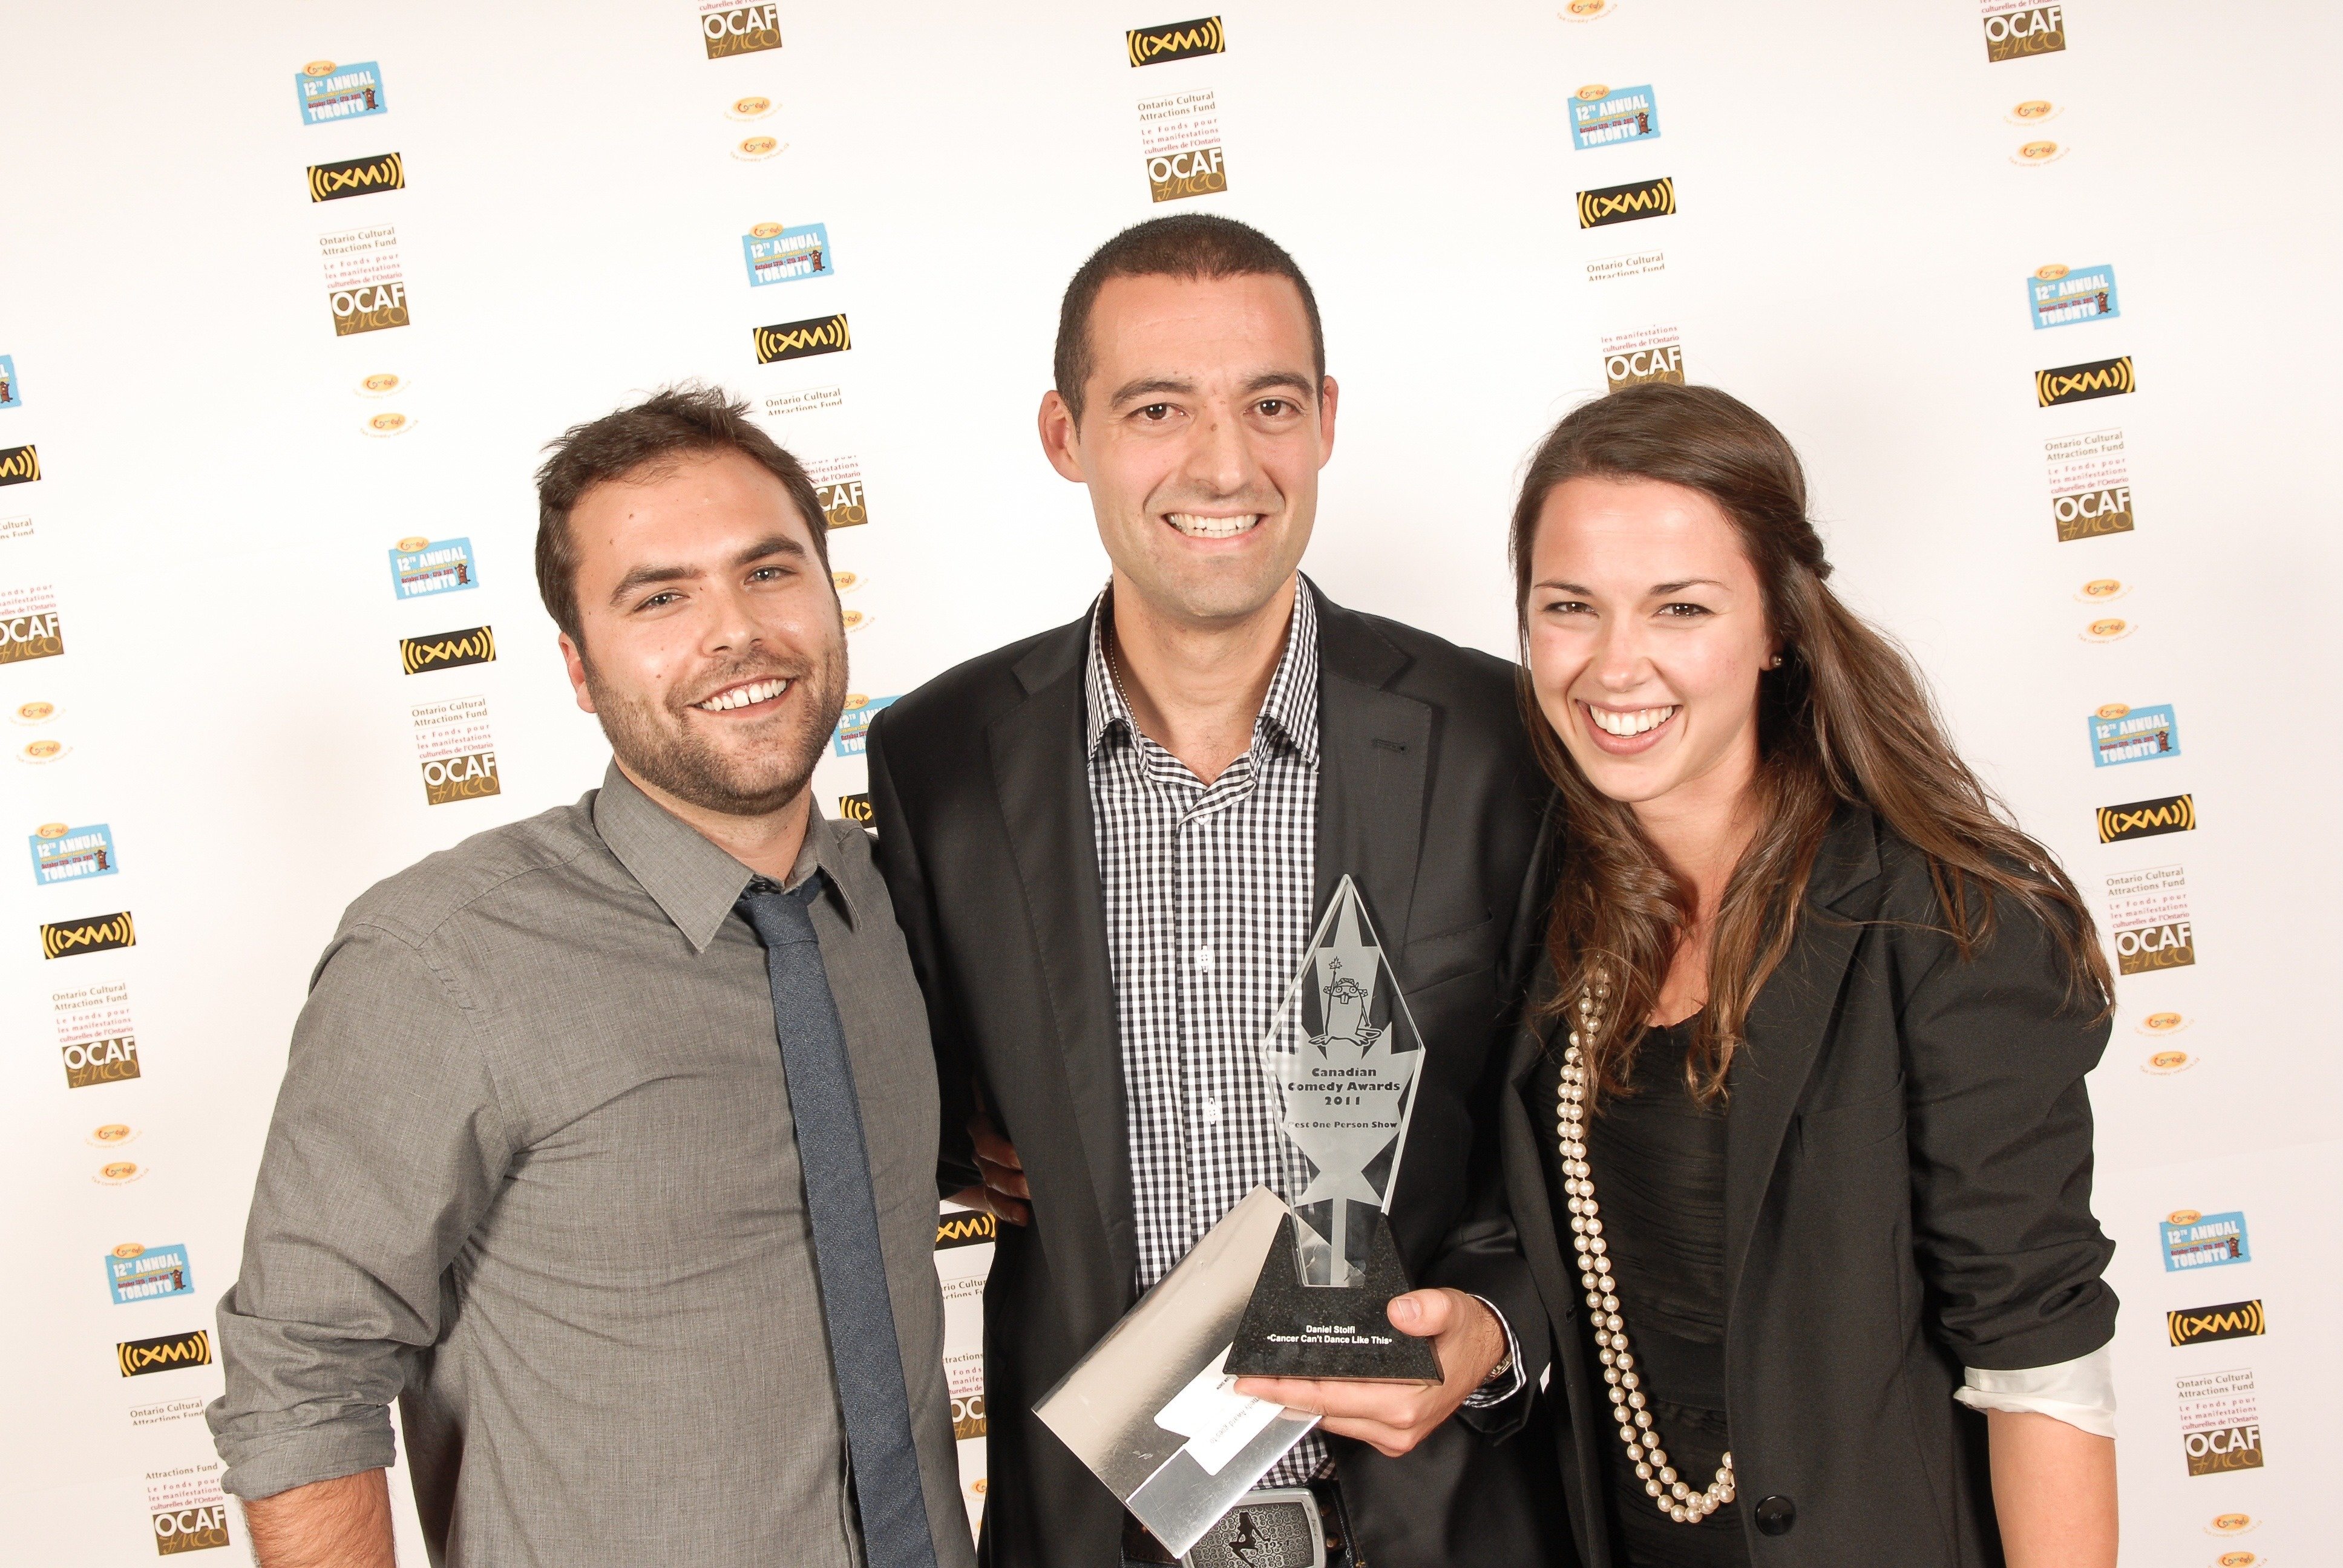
[1153,1345,1285,1477]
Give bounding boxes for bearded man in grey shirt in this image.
[206,387,972,1568]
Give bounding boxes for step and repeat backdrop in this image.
[3,2,2337,1563]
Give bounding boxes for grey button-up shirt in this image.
[208,763,973,1568]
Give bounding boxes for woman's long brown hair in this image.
[1510,383,2111,1104]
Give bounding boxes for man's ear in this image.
[559,632,598,716]
[1038,390,1087,483]
[1317,375,1340,465]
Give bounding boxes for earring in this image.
[1767,653,1785,669]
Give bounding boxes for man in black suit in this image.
[868,216,1558,1567]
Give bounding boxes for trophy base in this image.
[1223,1212,1443,1384]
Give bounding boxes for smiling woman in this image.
[1498,383,2123,1568]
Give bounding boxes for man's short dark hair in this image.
[534,384,828,644]
[1052,215,1325,426]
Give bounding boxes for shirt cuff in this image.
[1952,1345,2116,1439]
[1458,1295,1525,1409]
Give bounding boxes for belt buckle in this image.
[1179,1486,1327,1568]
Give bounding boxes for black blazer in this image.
[1501,807,2118,1568]
[868,584,1565,1568]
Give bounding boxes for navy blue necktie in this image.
[737,875,938,1568]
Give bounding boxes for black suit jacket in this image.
[868,584,1565,1568]
[1499,808,2118,1567]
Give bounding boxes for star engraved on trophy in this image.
[1225,877,1443,1383]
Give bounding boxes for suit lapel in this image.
[1312,590,1431,954]
[1721,810,1883,1306]
[987,622,1136,1287]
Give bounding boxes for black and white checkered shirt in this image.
[1085,583,1328,1483]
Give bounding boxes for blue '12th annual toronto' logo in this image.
[742,223,837,287]
[833,695,899,757]
[388,538,480,600]
[2161,1212,2250,1272]
[30,822,119,886]
[1571,85,1662,150]
[2088,704,2179,768]
[297,60,389,125]
[0,354,21,410]
[2028,264,2121,329]
[106,1243,195,1304]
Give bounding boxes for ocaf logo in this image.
[307,151,405,203]
[0,443,39,486]
[1982,4,2065,62]
[153,1504,231,1555]
[2097,794,2195,844]
[1148,144,1227,203]
[330,283,408,336]
[118,1328,211,1378]
[703,2,782,59]
[754,313,850,365]
[1129,16,1225,67]
[2054,483,2132,542]
[2184,1422,2263,1476]
[42,910,135,960]
[2037,356,2134,408]
[1578,176,1674,228]
[63,1033,139,1088]
[399,626,496,675]
[2168,1299,2266,1348]
[820,478,868,529]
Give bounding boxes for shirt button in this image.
[1194,945,1214,972]
[1200,1098,1222,1126]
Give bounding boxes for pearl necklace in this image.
[1556,985,1736,1525]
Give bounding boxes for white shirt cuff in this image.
[1459,1295,1525,1408]
[1953,1345,2115,1439]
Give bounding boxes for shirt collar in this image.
[1082,577,1322,766]
[592,761,860,952]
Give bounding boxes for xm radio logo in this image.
[307,152,405,203]
[399,626,496,675]
[2097,793,2194,844]
[937,1210,998,1248]
[118,1328,211,1378]
[1578,177,1674,228]
[2168,1299,2266,1348]
[837,792,873,825]
[1129,16,1225,67]
[1982,3,2065,62]
[2037,356,2134,408]
[0,443,39,486]
[754,314,851,365]
[42,910,136,960]
[703,2,782,58]
[153,1504,231,1555]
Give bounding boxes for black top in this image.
[1534,1008,1748,1567]
[1499,808,2119,1568]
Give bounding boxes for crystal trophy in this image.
[1224,878,1442,1383]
